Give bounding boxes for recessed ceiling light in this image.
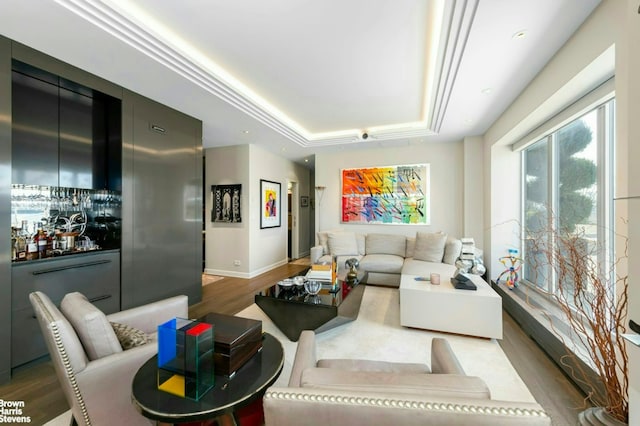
[481,88,492,95]
[304,158,309,163]
[512,30,527,40]
[243,130,250,134]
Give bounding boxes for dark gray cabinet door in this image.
[11,250,121,367]
[121,92,202,309]
[58,86,94,188]
[11,71,59,186]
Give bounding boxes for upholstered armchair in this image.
[263,330,551,425]
[30,291,189,426]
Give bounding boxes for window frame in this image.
[520,99,615,300]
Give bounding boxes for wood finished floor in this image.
[0,260,586,425]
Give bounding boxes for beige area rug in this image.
[238,285,536,403]
[45,285,534,426]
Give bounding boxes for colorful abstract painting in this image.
[341,164,429,225]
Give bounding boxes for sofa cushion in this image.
[413,232,447,262]
[327,232,359,255]
[61,292,123,360]
[443,238,463,265]
[359,254,404,274]
[365,233,406,257]
[405,237,416,258]
[110,322,151,350]
[355,233,366,255]
[300,369,491,400]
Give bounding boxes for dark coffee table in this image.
[254,271,366,341]
[131,333,283,424]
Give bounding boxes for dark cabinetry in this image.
[11,61,121,190]
[0,36,202,383]
[11,250,120,367]
[11,69,58,186]
[120,92,202,309]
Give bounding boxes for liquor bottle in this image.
[11,227,17,261]
[15,224,28,261]
[37,229,47,259]
[26,234,38,261]
[45,230,54,257]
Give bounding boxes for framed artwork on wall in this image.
[211,184,242,223]
[300,195,309,207]
[341,164,430,225]
[260,179,281,229]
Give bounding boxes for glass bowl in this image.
[304,280,322,295]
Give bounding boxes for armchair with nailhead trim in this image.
[263,330,551,426]
[30,291,188,426]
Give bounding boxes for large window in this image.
[521,99,615,298]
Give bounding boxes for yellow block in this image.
[158,374,185,397]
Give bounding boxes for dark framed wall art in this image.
[260,179,281,229]
[211,184,242,223]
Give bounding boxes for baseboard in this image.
[205,259,289,279]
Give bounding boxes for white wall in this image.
[205,144,311,278]
[204,145,251,276]
[314,141,465,240]
[249,144,311,276]
[463,136,485,248]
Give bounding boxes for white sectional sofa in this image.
[311,230,464,287]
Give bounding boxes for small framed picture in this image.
[300,196,309,207]
[211,184,242,223]
[260,179,281,229]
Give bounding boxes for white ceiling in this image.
[0,0,601,168]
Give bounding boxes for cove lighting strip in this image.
[53,0,470,146]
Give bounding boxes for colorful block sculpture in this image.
[157,318,214,401]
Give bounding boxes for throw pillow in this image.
[111,322,151,350]
[327,232,358,255]
[443,238,463,265]
[405,237,416,258]
[60,292,123,360]
[413,232,447,262]
[317,232,329,255]
[365,233,406,257]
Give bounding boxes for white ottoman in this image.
[399,264,503,339]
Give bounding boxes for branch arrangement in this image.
[526,225,628,423]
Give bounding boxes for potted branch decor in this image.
[526,224,628,425]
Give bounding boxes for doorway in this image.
[287,180,299,260]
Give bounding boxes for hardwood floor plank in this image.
[499,311,587,425]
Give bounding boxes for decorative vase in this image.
[345,258,359,282]
[578,407,627,426]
